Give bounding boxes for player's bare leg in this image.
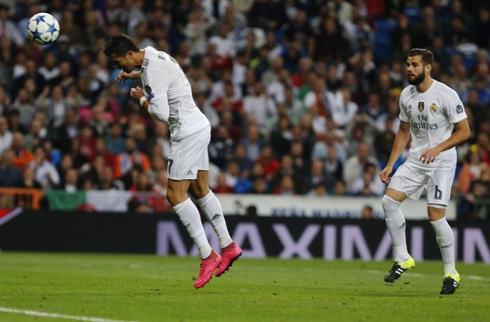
[167,178,220,289]
[428,206,460,294]
[190,171,242,277]
[382,188,415,282]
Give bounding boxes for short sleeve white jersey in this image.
[398,80,467,169]
[140,46,209,141]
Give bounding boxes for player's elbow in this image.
[460,126,471,141]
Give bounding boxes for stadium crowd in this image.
[0,0,488,219]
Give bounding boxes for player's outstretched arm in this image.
[419,119,470,164]
[380,121,411,184]
[116,70,141,83]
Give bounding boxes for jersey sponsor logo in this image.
[456,105,463,113]
[410,121,439,130]
[411,114,439,130]
[418,101,424,112]
[430,103,437,112]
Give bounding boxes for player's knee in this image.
[166,188,185,206]
[382,195,401,212]
[189,183,210,200]
[428,206,446,221]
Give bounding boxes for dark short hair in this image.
[102,33,139,58]
[408,48,434,66]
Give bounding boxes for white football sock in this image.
[196,191,233,249]
[382,195,409,262]
[173,198,212,259]
[430,217,457,276]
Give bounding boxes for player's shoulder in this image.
[432,80,460,99]
[400,85,415,100]
[144,46,164,62]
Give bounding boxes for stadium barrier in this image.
[0,188,44,210]
[0,210,488,263]
[32,190,461,220]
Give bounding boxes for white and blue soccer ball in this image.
[27,13,60,45]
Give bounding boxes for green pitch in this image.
[0,253,489,322]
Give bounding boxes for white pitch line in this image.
[0,307,139,322]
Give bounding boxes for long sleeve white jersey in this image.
[398,80,467,169]
[141,46,209,142]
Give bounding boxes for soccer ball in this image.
[27,13,60,45]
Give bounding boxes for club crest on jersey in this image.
[430,103,437,112]
[418,102,425,112]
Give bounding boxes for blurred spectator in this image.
[92,165,124,190]
[0,149,23,187]
[0,115,12,155]
[270,154,305,194]
[6,109,25,134]
[214,172,234,194]
[20,166,41,189]
[243,82,277,133]
[55,168,79,192]
[374,117,397,168]
[11,88,36,130]
[147,153,166,184]
[324,146,344,191]
[77,124,96,162]
[360,205,375,219]
[233,144,253,175]
[458,151,490,194]
[461,180,490,220]
[50,108,78,154]
[28,145,60,188]
[0,3,24,47]
[10,131,33,171]
[113,137,150,179]
[250,176,269,194]
[307,183,328,196]
[129,172,153,192]
[331,179,347,196]
[106,122,125,155]
[343,142,379,193]
[312,130,347,164]
[240,123,263,162]
[257,144,281,180]
[94,137,115,168]
[152,169,168,196]
[209,125,235,169]
[304,160,328,192]
[350,162,384,196]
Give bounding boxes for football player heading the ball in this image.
[380,48,470,295]
[102,33,242,289]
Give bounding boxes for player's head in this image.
[102,33,140,73]
[406,48,434,86]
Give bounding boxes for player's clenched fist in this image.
[130,86,144,102]
[380,166,393,184]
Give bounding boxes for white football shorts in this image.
[388,160,456,208]
[167,124,210,180]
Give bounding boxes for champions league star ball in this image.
[27,13,60,45]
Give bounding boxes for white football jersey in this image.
[141,46,209,141]
[399,80,467,169]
